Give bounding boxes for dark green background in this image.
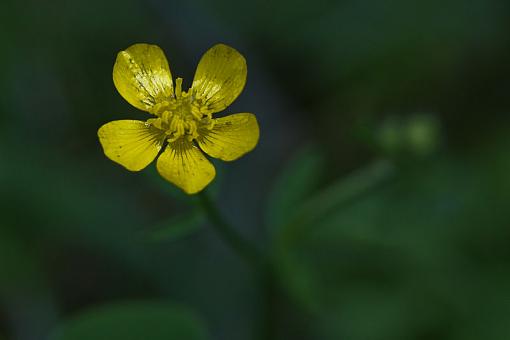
[1,0,510,339]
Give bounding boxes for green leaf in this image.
[275,133,510,339]
[297,160,394,222]
[49,301,208,340]
[146,210,205,242]
[265,144,326,236]
[279,160,395,245]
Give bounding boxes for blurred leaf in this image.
[50,301,208,340]
[450,273,510,340]
[314,288,423,340]
[275,130,510,339]
[146,210,205,242]
[281,159,395,244]
[265,144,326,235]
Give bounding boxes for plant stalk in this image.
[197,191,266,270]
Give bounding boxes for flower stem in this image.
[198,191,276,339]
[197,191,266,270]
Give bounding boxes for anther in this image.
[175,78,183,98]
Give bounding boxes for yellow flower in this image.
[98,43,259,194]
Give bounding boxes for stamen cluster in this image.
[148,78,215,142]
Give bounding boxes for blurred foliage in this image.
[1,0,510,339]
[50,301,207,340]
[265,145,326,235]
[146,210,205,243]
[274,130,510,339]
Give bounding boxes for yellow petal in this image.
[156,138,216,194]
[198,113,259,161]
[113,43,174,113]
[191,44,247,114]
[98,120,166,171]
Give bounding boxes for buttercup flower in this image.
[98,43,259,194]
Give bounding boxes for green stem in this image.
[197,190,266,270]
[197,191,277,339]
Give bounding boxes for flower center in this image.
[148,78,214,142]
